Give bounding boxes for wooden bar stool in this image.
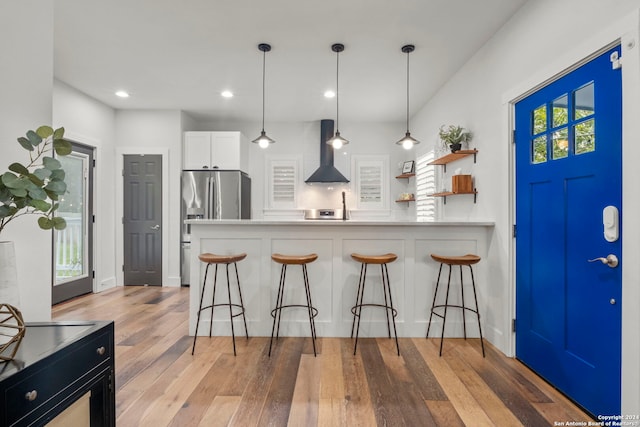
[192,253,248,356]
[427,253,485,357]
[269,253,319,357]
[350,253,400,356]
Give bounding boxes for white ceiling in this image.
[53,0,528,124]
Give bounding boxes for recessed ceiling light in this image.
[115,90,129,98]
[221,90,234,98]
[324,90,335,98]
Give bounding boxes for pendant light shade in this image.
[252,43,275,148]
[396,44,420,150]
[327,43,349,149]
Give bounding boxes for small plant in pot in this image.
[439,125,473,153]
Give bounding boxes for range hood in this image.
[305,119,349,184]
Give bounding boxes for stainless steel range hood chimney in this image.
[305,119,350,184]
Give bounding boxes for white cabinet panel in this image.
[183,131,248,170]
[183,132,212,169]
[188,221,494,339]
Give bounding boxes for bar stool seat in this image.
[269,253,319,357]
[427,253,485,357]
[351,253,398,264]
[350,252,400,356]
[192,252,248,356]
[271,253,318,265]
[199,253,247,264]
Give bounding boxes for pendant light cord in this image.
[261,49,266,132]
[405,49,410,133]
[335,49,340,131]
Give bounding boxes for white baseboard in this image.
[164,276,182,287]
[97,277,116,291]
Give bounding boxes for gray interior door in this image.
[123,154,162,286]
[53,142,94,304]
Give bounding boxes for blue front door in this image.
[515,45,622,417]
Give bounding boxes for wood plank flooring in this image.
[52,286,593,426]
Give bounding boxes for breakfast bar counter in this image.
[187,219,495,339]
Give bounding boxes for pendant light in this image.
[396,44,420,150]
[327,43,349,149]
[252,43,275,148]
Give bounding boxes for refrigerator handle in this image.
[204,175,211,219]
[209,175,216,219]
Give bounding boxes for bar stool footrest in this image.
[351,303,398,318]
[429,304,480,319]
[271,304,318,319]
[197,303,247,319]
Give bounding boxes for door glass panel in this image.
[552,94,568,127]
[532,135,547,164]
[575,119,595,155]
[574,82,595,119]
[552,128,569,160]
[55,153,89,284]
[532,105,547,135]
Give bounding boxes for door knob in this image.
[150,224,160,230]
[588,254,618,268]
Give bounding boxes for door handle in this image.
[588,254,618,268]
[150,224,160,230]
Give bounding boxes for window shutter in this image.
[416,151,437,220]
[266,157,299,209]
[359,165,382,203]
[352,155,389,210]
[272,164,295,203]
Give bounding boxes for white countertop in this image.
[185,218,495,226]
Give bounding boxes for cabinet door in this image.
[184,132,212,169]
[211,132,241,170]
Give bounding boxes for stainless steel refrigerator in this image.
[181,170,251,284]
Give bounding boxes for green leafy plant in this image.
[0,126,72,235]
[439,125,473,149]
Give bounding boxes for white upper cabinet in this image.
[183,131,248,171]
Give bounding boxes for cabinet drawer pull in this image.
[25,390,38,401]
[96,346,106,356]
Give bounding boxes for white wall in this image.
[115,110,183,286]
[189,119,412,219]
[53,80,118,291]
[410,0,640,414]
[619,10,640,416]
[0,1,54,321]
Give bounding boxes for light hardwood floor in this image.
[52,286,592,426]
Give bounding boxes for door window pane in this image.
[55,153,88,284]
[575,119,595,155]
[574,82,595,119]
[532,136,547,164]
[552,128,569,160]
[533,105,547,135]
[552,95,568,128]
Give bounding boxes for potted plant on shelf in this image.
[439,125,473,153]
[0,126,71,360]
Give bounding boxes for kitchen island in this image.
[187,219,495,339]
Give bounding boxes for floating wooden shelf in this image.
[429,189,477,204]
[395,173,415,179]
[428,149,478,172]
[395,198,416,203]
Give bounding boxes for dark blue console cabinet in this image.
[0,321,115,426]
